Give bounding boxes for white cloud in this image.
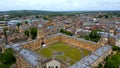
[0,0,120,11]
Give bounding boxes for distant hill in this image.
[0,10,59,14]
[0,10,120,18]
[0,10,67,18]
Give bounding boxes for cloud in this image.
[0,0,120,11]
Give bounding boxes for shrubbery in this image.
[0,48,16,67]
[60,29,73,36]
[80,30,101,42]
[112,46,120,51]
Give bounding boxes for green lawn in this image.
[38,42,90,65]
[82,49,91,57]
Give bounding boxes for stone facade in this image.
[108,37,116,46]
[22,33,100,52]
[91,47,112,67]
[16,27,101,68]
[15,54,34,68]
[42,59,66,68]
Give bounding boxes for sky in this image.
[0,0,120,11]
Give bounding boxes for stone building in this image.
[5,24,113,68]
[71,45,112,68]
[42,59,66,68]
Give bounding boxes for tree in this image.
[0,17,4,21]
[98,63,103,68]
[112,46,120,51]
[25,21,28,24]
[66,31,73,36]
[2,48,16,64]
[104,52,120,68]
[16,23,22,32]
[3,28,8,44]
[0,64,9,68]
[30,28,37,39]
[36,15,39,18]
[79,30,101,42]
[60,29,65,33]
[0,53,3,61]
[89,30,101,42]
[60,29,73,36]
[24,30,29,37]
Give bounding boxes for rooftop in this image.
[19,49,39,67]
[5,44,39,67]
[71,45,112,68]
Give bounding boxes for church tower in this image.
[37,24,44,40]
[37,24,46,47]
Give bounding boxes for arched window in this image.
[56,66,58,68]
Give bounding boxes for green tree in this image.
[104,53,120,68]
[89,30,101,42]
[66,31,73,36]
[24,30,29,37]
[36,15,39,18]
[60,29,73,36]
[0,64,9,68]
[0,17,4,21]
[97,63,103,68]
[60,29,65,33]
[25,21,28,24]
[3,28,8,44]
[16,23,22,32]
[112,46,120,51]
[30,28,37,39]
[0,53,3,61]
[2,48,16,64]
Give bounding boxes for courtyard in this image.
[38,42,90,65]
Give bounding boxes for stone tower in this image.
[37,24,44,40]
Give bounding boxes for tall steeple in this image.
[37,24,44,40]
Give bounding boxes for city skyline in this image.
[0,0,120,11]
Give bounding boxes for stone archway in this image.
[41,42,46,47]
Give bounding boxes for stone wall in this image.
[22,33,100,51]
[60,35,100,51]
[22,39,41,51]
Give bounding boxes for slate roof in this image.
[71,45,112,68]
[5,44,39,67]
